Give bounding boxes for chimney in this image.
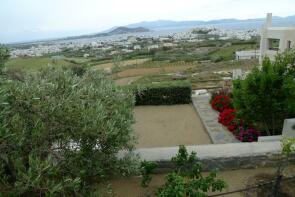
[266,13,272,27]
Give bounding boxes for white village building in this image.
[259,13,295,63]
[235,50,260,60]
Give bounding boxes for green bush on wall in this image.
[131,80,192,105]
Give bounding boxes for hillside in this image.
[61,26,150,40]
[108,26,150,35]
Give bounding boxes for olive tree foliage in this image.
[0,44,10,71]
[232,49,295,136]
[0,67,137,196]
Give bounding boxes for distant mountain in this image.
[11,15,295,44]
[62,26,150,40]
[126,15,295,30]
[108,26,150,35]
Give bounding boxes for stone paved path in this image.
[192,95,239,144]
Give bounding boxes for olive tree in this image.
[0,44,10,71]
[0,67,137,196]
[232,49,295,135]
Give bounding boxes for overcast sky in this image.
[1,0,295,43]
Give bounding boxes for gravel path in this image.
[133,104,212,148]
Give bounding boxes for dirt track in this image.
[133,104,211,148]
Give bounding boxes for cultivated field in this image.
[115,65,192,78]
[93,58,150,70]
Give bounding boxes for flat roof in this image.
[267,27,295,31]
[236,50,260,56]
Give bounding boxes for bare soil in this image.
[244,173,295,197]
[115,76,141,85]
[103,165,295,197]
[133,104,211,148]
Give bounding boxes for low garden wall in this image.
[120,141,295,173]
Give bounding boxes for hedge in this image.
[130,80,192,105]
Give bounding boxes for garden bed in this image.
[133,104,211,148]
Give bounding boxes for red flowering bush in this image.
[227,124,238,132]
[218,108,235,126]
[210,89,260,142]
[211,94,232,112]
[210,89,231,101]
[218,108,238,132]
[235,126,260,142]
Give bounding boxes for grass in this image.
[132,74,174,84]
[5,57,75,71]
[93,58,150,70]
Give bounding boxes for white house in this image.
[134,45,141,50]
[259,13,295,63]
[147,45,159,51]
[235,50,260,60]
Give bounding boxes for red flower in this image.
[227,124,237,132]
[218,108,236,127]
[211,94,232,112]
[235,126,260,142]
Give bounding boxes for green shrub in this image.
[140,161,158,188]
[70,64,89,76]
[131,81,192,105]
[232,49,295,135]
[157,145,227,197]
[0,67,137,196]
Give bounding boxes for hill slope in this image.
[108,26,150,35]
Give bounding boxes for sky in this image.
[1,0,295,43]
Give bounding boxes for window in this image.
[287,40,292,49]
[268,39,280,51]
